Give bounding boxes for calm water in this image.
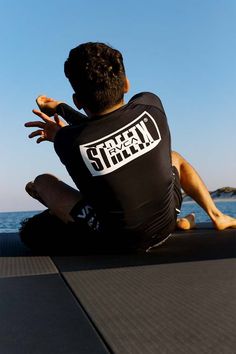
[0,201,236,233]
[178,200,236,222]
[0,210,44,233]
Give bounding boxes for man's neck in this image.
[87,99,125,117]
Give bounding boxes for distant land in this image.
[183,187,236,202]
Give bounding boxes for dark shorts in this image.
[172,166,183,215]
[144,166,183,251]
[68,202,132,254]
[19,209,123,255]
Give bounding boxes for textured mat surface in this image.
[0,256,58,278]
[1,225,236,353]
[0,233,32,256]
[53,225,236,272]
[64,258,236,354]
[0,274,109,354]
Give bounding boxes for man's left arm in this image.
[36,95,86,125]
[56,103,86,125]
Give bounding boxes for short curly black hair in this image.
[64,42,126,113]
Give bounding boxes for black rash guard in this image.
[55,92,178,241]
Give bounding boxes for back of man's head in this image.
[64,42,126,114]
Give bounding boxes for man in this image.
[24,42,236,253]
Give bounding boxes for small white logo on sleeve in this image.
[80,111,161,176]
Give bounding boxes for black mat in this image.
[0,274,109,354]
[52,224,236,271]
[63,258,236,354]
[52,225,236,354]
[0,256,58,278]
[0,233,32,256]
[0,233,110,353]
[1,225,236,354]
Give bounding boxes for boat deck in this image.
[0,224,235,353]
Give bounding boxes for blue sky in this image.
[0,0,235,212]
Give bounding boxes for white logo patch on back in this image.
[80,111,161,176]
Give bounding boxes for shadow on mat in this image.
[1,225,236,271]
[52,226,236,272]
[0,233,33,256]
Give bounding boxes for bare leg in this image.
[172,151,236,230]
[25,174,82,223]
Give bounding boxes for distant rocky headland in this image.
[183,187,236,202]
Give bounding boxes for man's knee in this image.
[171,151,190,181]
[34,173,59,187]
[171,151,183,173]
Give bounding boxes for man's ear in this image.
[72,93,83,110]
[124,77,130,94]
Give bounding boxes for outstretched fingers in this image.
[28,129,44,139]
[25,109,64,143]
[25,109,65,143]
[25,121,45,128]
[32,109,53,122]
[54,113,65,127]
[24,116,46,142]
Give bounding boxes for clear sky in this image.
[0,0,235,212]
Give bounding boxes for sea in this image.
[0,201,236,233]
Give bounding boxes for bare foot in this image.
[213,214,236,231]
[176,213,196,230]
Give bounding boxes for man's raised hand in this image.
[25,109,66,143]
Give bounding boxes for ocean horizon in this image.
[0,200,236,234]
[0,210,45,233]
